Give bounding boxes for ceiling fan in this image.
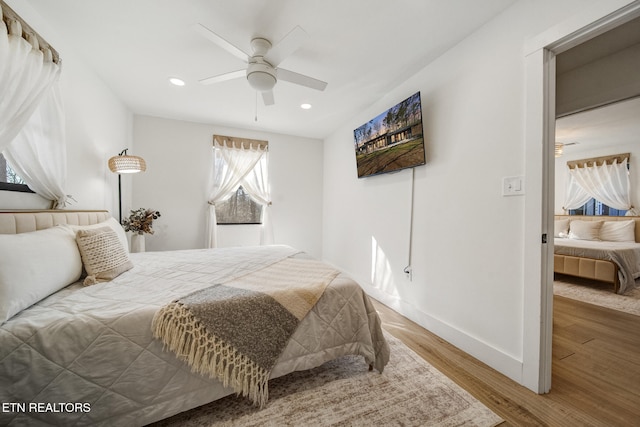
[194,23,328,106]
[555,141,579,157]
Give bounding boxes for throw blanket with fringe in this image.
[151,257,339,407]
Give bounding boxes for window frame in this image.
[0,154,34,193]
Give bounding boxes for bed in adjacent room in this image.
[0,210,389,426]
[554,215,640,294]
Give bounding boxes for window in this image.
[215,185,263,224]
[0,153,33,193]
[568,198,627,216]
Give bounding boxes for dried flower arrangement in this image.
[122,208,161,235]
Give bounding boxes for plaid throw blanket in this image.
[151,257,339,407]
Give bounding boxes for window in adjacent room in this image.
[0,153,32,193]
[568,199,627,216]
[215,185,263,224]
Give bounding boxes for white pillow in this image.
[0,226,83,324]
[599,220,636,242]
[63,217,129,253]
[568,220,603,240]
[554,219,570,238]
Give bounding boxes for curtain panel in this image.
[0,9,68,208]
[564,158,631,211]
[205,136,271,248]
[0,17,60,151]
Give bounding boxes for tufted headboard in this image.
[0,210,111,234]
[554,215,640,243]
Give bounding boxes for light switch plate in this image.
[502,176,525,196]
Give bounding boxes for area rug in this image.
[150,333,503,427]
[554,277,640,316]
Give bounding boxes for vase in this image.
[131,233,146,253]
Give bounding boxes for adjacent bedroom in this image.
[1,0,640,426]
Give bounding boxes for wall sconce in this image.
[108,149,146,222]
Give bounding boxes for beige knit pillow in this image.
[76,226,133,286]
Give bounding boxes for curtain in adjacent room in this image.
[563,173,592,210]
[205,136,272,248]
[0,7,68,208]
[565,158,631,211]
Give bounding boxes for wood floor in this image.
[372,294,640,426]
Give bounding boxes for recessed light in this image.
[169,77,185,86]
[300,103,312,110]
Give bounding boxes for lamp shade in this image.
[108,153,146,174]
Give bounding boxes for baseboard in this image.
[361,282,524,385]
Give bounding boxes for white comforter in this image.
[0,245,389,426]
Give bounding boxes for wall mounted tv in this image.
[353,92,425,178]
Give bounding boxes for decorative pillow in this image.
[0,226,83,324]
[599,220,636,242]
[64,217,129,253]
[76,226,133,286]
[554,219,570,238]
[568,220,603,240]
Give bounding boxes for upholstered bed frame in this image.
[554,215,640,293]
[0,210,110,234]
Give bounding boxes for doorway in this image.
[523,0,640,394]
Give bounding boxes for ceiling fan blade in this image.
[199,69,246,85]
[265,26,308,67]
[262,90,275,106]
[193,23,249,63]
[277,68,327,91]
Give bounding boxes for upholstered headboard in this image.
[554,215,640,243]
[0,210,111,234]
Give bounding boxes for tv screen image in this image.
[353,92,425,178]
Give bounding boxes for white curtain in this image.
[563,172,592,210]
[565,158,631,211]
[240,152,273,245]
[205,142,271,248]
[0,13,68,208]
[3,82,69,208]
[0,18,60,151]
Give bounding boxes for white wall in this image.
[557,43,640,116]
[322,0,608,388]
[1,0,132,214]
[132,115,324,257]
[555,142,640,214]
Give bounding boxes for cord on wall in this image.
[404,168,415,281]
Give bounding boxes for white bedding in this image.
[0,245,389,426]
[554,238,640,293]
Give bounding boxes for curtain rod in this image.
[567,152,630,169]
[0,0,61,64]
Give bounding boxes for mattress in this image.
[0,245,389,426]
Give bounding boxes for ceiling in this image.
[555,15,640,157]
[21,0,516,139]
[555,95,640,154]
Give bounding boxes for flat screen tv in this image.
[353,92,425,178]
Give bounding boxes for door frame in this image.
[523,0,640,393]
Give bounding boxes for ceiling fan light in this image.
[555,143,563,158]
[247,70,276,91]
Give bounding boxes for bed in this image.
[0,210,390,426]
[553,215,640,294]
